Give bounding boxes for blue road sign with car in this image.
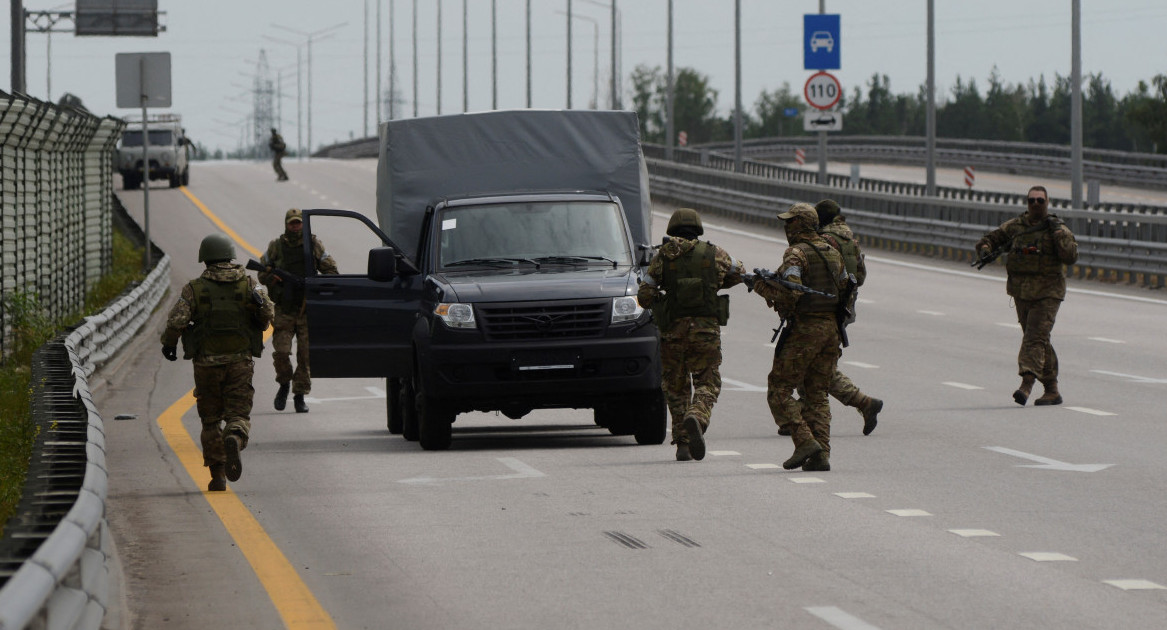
[804,14,840,70]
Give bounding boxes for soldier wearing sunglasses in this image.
[975,186,1078,406]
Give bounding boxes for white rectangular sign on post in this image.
[803,110,842,132]
[115,52,172,108]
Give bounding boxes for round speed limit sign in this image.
[804,71,841,110]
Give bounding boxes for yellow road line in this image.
[180,186,263,258]
[164,187,335,629]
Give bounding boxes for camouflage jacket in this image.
[258,232,338,312]
[820,217,867,287]
[638,236,744,336]
[160,263,275,366]
[977,213,1078,300]
[755,232,844,320]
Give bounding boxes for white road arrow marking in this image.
[397,457,546,484]
[984,446,1112,472]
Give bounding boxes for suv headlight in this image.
[435,303,476,329]
[611,296,644,323]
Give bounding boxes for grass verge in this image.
[1,228,145,535]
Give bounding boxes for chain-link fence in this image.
[0,91,125,360]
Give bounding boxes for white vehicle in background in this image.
[117,113,192,189]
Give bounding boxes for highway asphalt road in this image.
[97,158,1167,629]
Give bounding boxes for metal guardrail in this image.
[698,135,1167,188]
[0,251,170,630]
[644,143,1167,215]
[647,159,1167,288]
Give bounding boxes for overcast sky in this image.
[4,1,1167,153]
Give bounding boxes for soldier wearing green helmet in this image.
[161,233,274,491]
[638,207,745,462]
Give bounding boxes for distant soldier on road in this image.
[160,234,274,491]
[975,185,1078,405]
[753,204,847,472]
[638,208,745,462]
[813,199,883,435]
[258,208,338,413]
[269,128,289,182]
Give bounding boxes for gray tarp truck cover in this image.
[376,109,652,260]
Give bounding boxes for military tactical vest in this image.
[181,277,264,359]
[269,236,307,307]
[793,241,842,315]
[656,241,729,329]
[827,230,861,278]
[1005,218,1064,277]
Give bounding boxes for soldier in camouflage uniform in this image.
[161,234,274,491]
[753,204,847,472]
[976,185,1078,405]
[258,208,339,413]
[815,199,883,436]
[638,208,745,461]
[269,128,289,182]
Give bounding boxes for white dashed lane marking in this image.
[1019,552,1077,562]
[995,322,1020,329]
[746,463,781,470]
[835,492,876,499]
[721,377,766,392]
[1090,370,1167,384]
[709,450,740,457]
[917,310,945,316]
[949,529,1000,537]
[943,382,984,390]
[887,509,932,517]
[1066,406,1117,417]
[1089,337,1125,344]
[805,606,883,630]
[790,477,825,484]
[842,361,879,369]
[1104,580,1167,590]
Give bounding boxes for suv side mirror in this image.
[369,246,398,281]
[637,244,655,267]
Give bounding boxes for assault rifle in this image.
[246,259,302,312]
[743,268,836,299]
[971,216,1064,270]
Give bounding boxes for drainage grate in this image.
[657,529,701,548]
[603,531,649,550]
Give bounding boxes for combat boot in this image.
[676,444,692,461]
[1034,381,1063,406]
[777,425,792,436]
[224,433,243,482]
[274,382,290,410]
[293,394,309,413]
[783,438,823,470]
[801,451,831,472]
[207,465,227,492]
[856,395,883,436]
[1013,374,1036,406]
[683,415,705,461]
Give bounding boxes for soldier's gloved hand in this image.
[161,346,178,361]
[251,288,266,307]
[977,248,993,262]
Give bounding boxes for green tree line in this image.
[630,63,1167,154]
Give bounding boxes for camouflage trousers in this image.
[272,309,312,395]
[1015,297,1061,383]
[767,316,841,455]
[272,153,288,180]
[660,322,722,445]
[193,359,254,468]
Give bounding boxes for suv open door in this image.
[301,209,421,378]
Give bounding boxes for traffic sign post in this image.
[804,71,841,110]
[115,51,172,270]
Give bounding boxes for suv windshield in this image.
[120,129,174,147]
[437,200,633,269]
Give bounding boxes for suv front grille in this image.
[478,300,608,341]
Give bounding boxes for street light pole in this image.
[734,0,742,172]
[925,0,936,196]
[1071,0,1083,209]
[272,22,346,158]
[666,0,674,160]
[566,0,573,109]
